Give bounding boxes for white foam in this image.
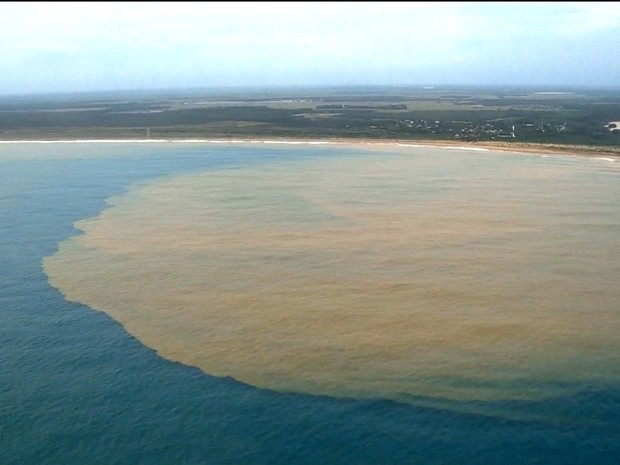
[396,142,491,152]
[262,140,334,145]
[441,146,490,152]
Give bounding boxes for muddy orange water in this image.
[44,148,620,402]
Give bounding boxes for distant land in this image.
[1,85,618,156]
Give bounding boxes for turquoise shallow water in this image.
[2,142,620,464]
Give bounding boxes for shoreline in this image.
[0,135,618,159]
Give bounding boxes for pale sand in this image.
[0,136,618,159]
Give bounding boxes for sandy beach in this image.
[1,135,619,159]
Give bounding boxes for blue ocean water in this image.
[1,142,619,465]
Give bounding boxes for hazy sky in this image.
[1,1,619,95]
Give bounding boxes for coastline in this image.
[0,135,618,159]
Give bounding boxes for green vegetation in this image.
[1,86,619,150]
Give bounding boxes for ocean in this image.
[1,141,619,464]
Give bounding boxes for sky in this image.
[1,1,619,96]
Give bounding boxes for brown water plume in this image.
[44,150,620,402]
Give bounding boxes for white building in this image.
[605,121,620,133]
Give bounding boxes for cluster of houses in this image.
[397,119,570,140]
[376,118,619,141]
